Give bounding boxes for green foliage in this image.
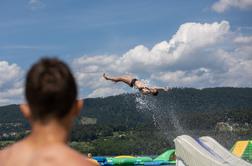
[0,88,252,155]
[0,141,14,149]
[69,141,94,154]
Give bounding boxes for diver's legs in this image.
[103,73,132,85]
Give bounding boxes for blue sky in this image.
[0,0,252,105]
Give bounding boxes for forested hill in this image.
[1,87,252,155]
[1,87,252,129]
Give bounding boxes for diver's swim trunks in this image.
[130,78,137,87]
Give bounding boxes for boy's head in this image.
[24,58,78,122]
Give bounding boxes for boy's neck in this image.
[27,120,69,147]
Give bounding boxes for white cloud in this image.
[234,35,252,44]
[150,67,223,88]
[119,21,230,71]
[1,21,252,104]
[0,61,24,106]
[150,48,251,88]
[73,20,252,98]
[212,0,252,13]
[234,46,252,60]
[72,55,120,89]
[87,87,126,98]
[28,0,45,10]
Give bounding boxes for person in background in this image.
[103,73,169,96]
[88,153,93,158]
[0,58,95,166]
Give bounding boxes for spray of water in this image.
[134,89,248,151]
[135,93,184,138]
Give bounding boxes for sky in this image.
[0,0,252,106]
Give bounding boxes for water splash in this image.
[135,94,157,112]
[167,106,184,134]
[135,93,184,136]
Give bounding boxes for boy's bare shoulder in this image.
[0,143,16,165]
[0,149,3,165]
[60,145,96,166]
[0,148,5,160]
[0,142,96,166]
[32,144,96,166]
[0,142,15,157]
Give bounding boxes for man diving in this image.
[103,73,169,96]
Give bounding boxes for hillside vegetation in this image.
[0,87,252,155]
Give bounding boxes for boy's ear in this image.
[76,99,84,114]
[71,100,84,116]
[20,104,32,120]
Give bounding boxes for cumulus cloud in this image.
[0,61,24,106]
[73,20,252,97]
[234,35,252,44]
[119,21,230,72]
[28,0,45,10]
[87,87,126,98]
[150,68,215,88]
[212,0,252,13]
[1,20,252,104]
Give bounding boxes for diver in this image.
[103,73,169,96]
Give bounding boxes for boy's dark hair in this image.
[25,58,77,121]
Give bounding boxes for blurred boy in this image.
[0,58,95,166]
